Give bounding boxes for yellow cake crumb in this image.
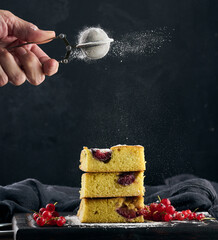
[79,145,145,172]
[77,197,144,223]
[80,172,145,198]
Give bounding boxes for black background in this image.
[0,0,218,187]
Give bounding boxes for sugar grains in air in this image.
[70,27,172,61]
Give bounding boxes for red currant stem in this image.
[30,209,39,214]
[193,208,199,213]
[46,216,61,224]
[54,202,58,206]
[144,206,150,212]
[157,195,161,202]
[202,217,216,220]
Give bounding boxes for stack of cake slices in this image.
[77,145,146,223]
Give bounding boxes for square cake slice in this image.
[79,145,145,172]
[80,171,144,199]
[77,196,144,223]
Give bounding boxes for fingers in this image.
[0,65,8,87]
[15,23,55,43]
[15,47,45,85]
[0,45,58,87]
[41,58,59,76]
[0,48,26,86]
[3,10,55,42]
[31,45,59,76]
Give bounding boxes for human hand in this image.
[0,10,59,86]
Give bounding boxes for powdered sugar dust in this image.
[69,27,172,61]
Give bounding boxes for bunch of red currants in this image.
[138,198,205,222]
[32,203,66,227]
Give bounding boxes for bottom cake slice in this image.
[77,196,144,223]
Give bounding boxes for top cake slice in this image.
[79,145,145,172]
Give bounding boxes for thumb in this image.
[9,13,55,42]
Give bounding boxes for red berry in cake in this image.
[91,148,112,163]
[177,212,185,221]
[116,207,137,219]
[46,203,55,212]
[33,213,39,221]
[150,203,158,213]
[36,217,46,226]
[51,211,60,217]
[42,210,52,220]
[163,213,173,222]
[161,198,171,206]
[39,208,46,215]
[165,205,175,215]
[196,213,205,221]
[157,203,166,213]
[118,172,136,186]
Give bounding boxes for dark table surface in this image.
[0,212,215,240]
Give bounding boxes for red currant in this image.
[164,213,173,222]
[137,208,146,216]
[152,211,161,221]
[186,209,192,215]
[42,210,52,220]
[59,216,66,224]
[46,203,56,212]
[172,211,178,220]
[182,210,189,219]
[51,211,60,217]
[47,219,57,226]
[193,212,197,220]
[33,213,39,221]
[150,203,158,213]
[144,211,152,220]
[56,217,66,227]
[161,198,171,206]
[39,208,46,215]
[139,208,152,220]
[157,203,166,213]
[196,213,205,221]
[188,213,195,220]
[36,217,46,226]
[144,205,150,212]
[177,212,185,221]
[165,205,175,215]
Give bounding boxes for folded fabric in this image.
[0,174,217,223]
[0,179,80,223]
[144,174,218,218]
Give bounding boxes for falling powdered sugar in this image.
[69,27,172,61]
[110,27,172,58]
